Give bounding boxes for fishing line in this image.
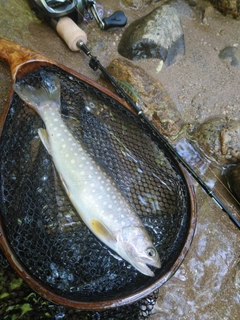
[77,40,240,229]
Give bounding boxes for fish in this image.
[13,72,161,277]
[113,78,140,104]
[113,77,146,111]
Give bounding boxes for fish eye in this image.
[146,247,156,257]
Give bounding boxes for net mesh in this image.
[0,66,190,306]
[0,254,158,319]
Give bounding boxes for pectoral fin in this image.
[91,219,117,244]
[38,128,51,155]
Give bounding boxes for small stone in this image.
[188,0,197,6]
[203,5,215,19]
[219,46,239,67]
[188,117,240,165]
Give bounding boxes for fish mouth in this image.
[130,257,161,277]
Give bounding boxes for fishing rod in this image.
[28,0,127,31]
[77,40,240,229]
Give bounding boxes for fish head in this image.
[117,226,161,277]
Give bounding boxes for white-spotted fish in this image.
[13,72,161,277]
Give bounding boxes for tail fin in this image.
[13,72,61,115]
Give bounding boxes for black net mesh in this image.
[0,258,159,319]
[0,66,190,306]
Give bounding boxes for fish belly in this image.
[41,106,142,249]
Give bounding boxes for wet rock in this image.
[98,57,184,138]
[219,46,240,67]
[188,117,240,165]
[210,0,240,19]
[118,5,185,66]
[223,163,240,202]
[169,0,196,19]
[121,0,156,9]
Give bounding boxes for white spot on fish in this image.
[62,144,66,148]
[71,159,75,164]
[108,204,112,209]
[54,118,58,122]
[57,133,61,137]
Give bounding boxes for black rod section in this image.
[77,41,240,229]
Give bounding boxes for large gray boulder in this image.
[118,5,185,66]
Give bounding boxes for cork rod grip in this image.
[56,17,87,51]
